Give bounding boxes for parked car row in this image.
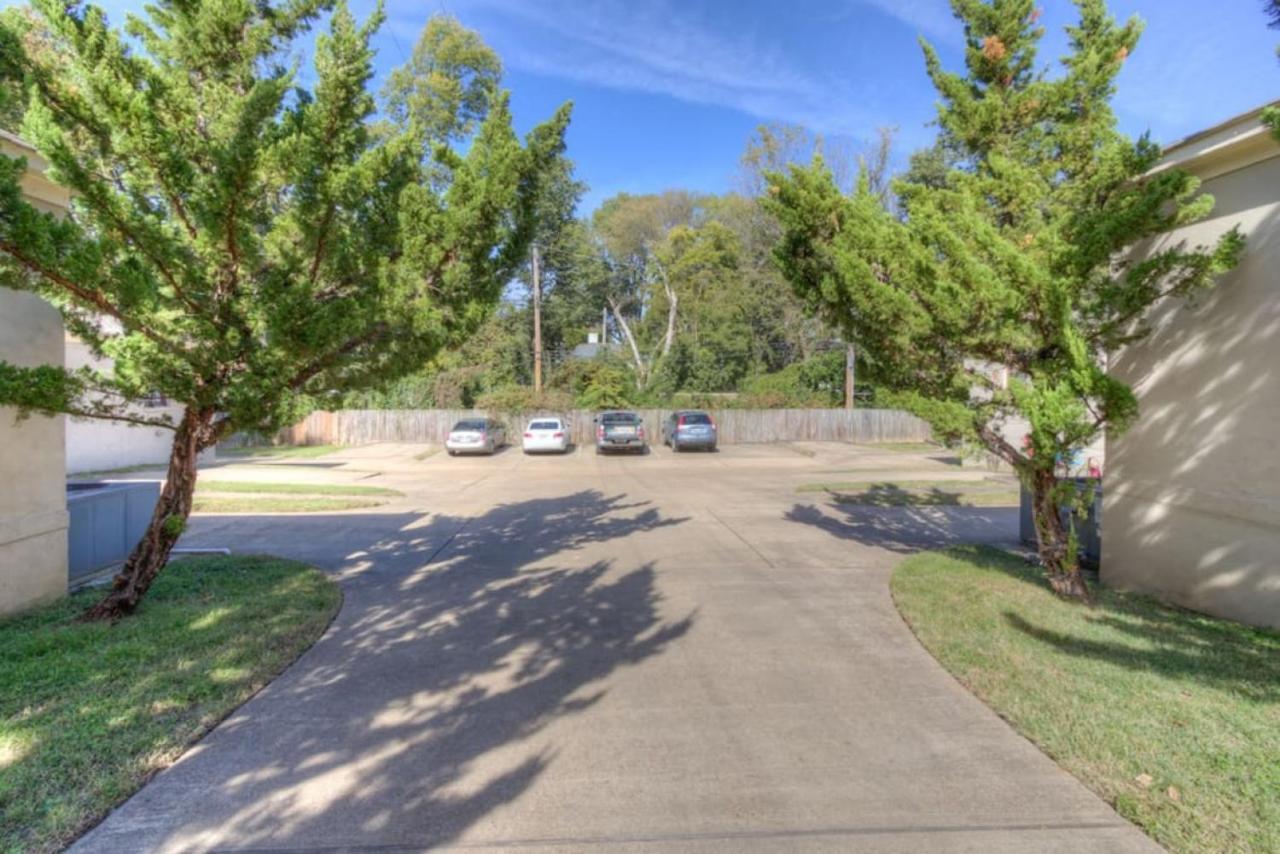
[444,411,718,456]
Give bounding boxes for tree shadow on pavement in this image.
[782,501,1019,555]
[99,491,694,852]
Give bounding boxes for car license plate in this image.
[614,426,635,436]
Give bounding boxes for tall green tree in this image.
[381,14,502,146]
[589,191,698,386]
[646,221,752,392]
[765,0,1242,599]
[0,0,568,618]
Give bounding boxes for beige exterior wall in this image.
[64,335,188,474]
[0,296,67,616]
[1104,108,1280,629]
[0,132,70,616]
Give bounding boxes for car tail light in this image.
[524,432,533,439]
[638,426,646,439]
[553,431,564,438]
[596,424,604,439]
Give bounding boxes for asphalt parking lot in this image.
[75,442,1158,853]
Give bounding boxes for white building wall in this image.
[63,336,187,473]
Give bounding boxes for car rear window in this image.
[530,420,561,430]
[601,412,639,424]
[679,413,712,425]
[453,420,486,431]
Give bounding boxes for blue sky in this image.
[8,0,1279,212]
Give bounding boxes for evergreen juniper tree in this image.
[764,0,1242,600]
[0,0,569,619]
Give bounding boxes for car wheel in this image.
[447,449,457,456]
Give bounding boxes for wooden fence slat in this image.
[276,408,932,447]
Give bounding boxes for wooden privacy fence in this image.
[281,408,931,447]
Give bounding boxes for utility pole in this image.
[532,245,543,394]
[601,306,608,345]
[845,342,856,410]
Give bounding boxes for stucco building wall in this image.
[64,336,187,474]
[0,132,69,616]
[1103,108,1280,628]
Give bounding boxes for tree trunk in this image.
[81,407,217,621]
[608,297,648,388]
[651,256,678,361]
[1028,467,1093,603]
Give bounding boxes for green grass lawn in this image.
[192,495,385,513]
[0,556,340,853]
[796,478,1019,506]
[217,444,340,460]
[891,546,1280,853]
[196,481,401,497]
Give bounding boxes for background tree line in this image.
[345,35,900,413]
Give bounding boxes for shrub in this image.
[474,385,574,413]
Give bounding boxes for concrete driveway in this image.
[74,443,1158,852]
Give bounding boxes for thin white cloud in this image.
[400,0,881,134]
[853,0,959,44]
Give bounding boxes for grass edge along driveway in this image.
[891,546,1280,854]
[192,481,404,514]
[0,555,340,853]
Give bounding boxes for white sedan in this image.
[522,417,569,454]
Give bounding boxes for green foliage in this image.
[553,357,635,409]
[765,0,1242,474]
[577,367,634,409]
[473,384,573,413]
[647,221,754,392]
[740,350,844,407]
[161,514,185,538]
[381,14,502,147]
[0,1,569,444]
[0,6,54,129]
[573,188,831,394]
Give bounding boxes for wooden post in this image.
[845,343,856,410]
[532,245,542,394]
